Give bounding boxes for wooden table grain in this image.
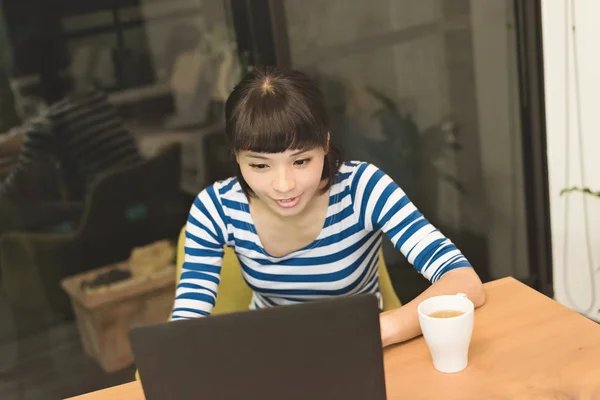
[67,277,600,400]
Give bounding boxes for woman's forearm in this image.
[380,267,485,347]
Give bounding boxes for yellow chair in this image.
[135,228,400,379]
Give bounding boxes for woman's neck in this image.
[253,190,328,228]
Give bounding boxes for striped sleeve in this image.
[171,185,227,319]
[351,162,472,283]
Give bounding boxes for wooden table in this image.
[68,277,600,400]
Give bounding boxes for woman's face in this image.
[237,147,327,217]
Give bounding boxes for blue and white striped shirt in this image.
[172,161,472,319]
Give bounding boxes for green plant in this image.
[363,87,420,198]
[560,186,600,198]
[364,87,466,196]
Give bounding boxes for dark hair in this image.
[224,66,343,196]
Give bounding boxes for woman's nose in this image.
[272,167,296,194]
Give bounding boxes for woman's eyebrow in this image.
[291,150,309,156]
[246,153,270,160]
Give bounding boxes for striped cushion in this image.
[47,88,141,199]
[0,88,141,202]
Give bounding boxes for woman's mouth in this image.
[275,196,300,209]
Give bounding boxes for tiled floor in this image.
[0,321,136,400]
[0,292,135,400]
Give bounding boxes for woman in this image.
[173,67,485,347]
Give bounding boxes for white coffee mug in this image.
[417,293,474,373]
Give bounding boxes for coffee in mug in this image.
[428,310,464,318]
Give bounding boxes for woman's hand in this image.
[378,267,485,347]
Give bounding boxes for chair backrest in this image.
[174,227,401,314]
[78,143,184,269]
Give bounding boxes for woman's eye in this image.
[294,158,311,166]
[250,164,268,170]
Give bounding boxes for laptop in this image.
[129,294,387,400]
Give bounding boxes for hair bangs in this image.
[230,89,328,154]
